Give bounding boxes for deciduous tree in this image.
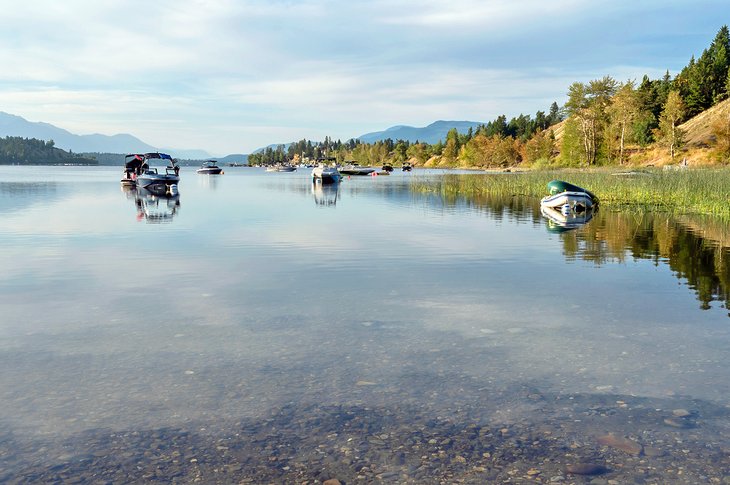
[657,90,686,159]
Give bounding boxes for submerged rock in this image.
[596,434,643,455]
[565,463,608,475]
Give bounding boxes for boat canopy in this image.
[144,152,174,161]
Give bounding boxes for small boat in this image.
[540,180,598,211]
[196,160,223,174]
[266,164,297,172]
[311,164,341,184]
[340,161,376,175]
[382,164,394,173]
[402,162,413,172]
[136,153,180,192]
[121,153,147,186]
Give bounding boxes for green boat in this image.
[546,180,598,201]
[541,180,599,211]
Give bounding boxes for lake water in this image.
[1,166,729,483]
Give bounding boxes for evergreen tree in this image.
[442,128,460,162]
[709,25,730,102]
[547,102,562,125]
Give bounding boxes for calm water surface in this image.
[0,166,728,483]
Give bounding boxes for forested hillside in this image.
[0,137,97,165]
[251,26,730,169]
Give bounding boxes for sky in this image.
[0,0,726,156]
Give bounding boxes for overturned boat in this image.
[540,180,598,212]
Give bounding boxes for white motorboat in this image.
[311,164,341,184]
[196,160,223,174]
[339,162,376,176]
[266,164,297,172]
[136,153,180,192]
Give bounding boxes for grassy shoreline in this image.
[412,167,730,219]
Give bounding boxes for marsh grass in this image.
[412,168,730,219]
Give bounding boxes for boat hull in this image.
[340,167,376,175]
[312,166,341,184]
[266,165,297,172]
[540,191,595,210]
[196,168,223,174]
[137,174,180,188]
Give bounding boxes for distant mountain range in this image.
[357,120,485,144]
[253,120,486,153]
[1,111,484,161]
[0,112,211,159]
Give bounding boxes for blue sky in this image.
[0,0,726,156]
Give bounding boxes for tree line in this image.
[251,25,730,168]
[248,102,563,168]
[0,137,97,165]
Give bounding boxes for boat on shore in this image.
[540,180,598,211]
[197,160,223,174]
[136,153,180,193]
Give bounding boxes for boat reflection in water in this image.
[541,205,595,233]
[132,186,180,223]
[312,181,339,207]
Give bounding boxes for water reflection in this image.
[2,167,730,483]
[197,171,220,190]
[130,187,180,223]
[312,182,339,207]
[440,190,730,314]
[0,181,62,214]
[563,211,730,313]
[540,205,596,233]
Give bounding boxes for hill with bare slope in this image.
[680,97,730,147]
[544,98,730,165]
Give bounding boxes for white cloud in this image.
[0,0,725,153]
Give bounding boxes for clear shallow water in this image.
[0,166,728,483]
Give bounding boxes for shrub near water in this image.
[412,169,730,219]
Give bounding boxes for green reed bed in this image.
[412,168,730,219]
